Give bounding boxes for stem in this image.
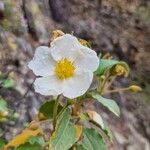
[73,98,84,116]
[53,95,60,129]
[105,76,116,90]
[102,87,129,95]
[72,93,92,115]
[56,102,68,120]
[97,77,102,92]
[99,75,110,94]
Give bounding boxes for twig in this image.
[21,78,35,100]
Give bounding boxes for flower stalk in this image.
[98,74,110,94]
[53,95,60,129]
[102,87,129,95]
[73,99,83,116]
[102,85,142,95]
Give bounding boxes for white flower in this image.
[28,34,99,99]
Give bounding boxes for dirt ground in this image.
[0,0,150,149]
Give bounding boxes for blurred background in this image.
[0,0,150,149]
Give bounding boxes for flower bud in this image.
[0,111,8,122]
[0,118,7,122]
[79,39,91,48]
[52,30,64,39]
[0,111,8,117]
[128,85,142,92]
[100,75,106,81]
[13,112,19,119]
[110,64,128,77]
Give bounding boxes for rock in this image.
[23,0,55,44]
[0,0,27,34]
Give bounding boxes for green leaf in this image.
[92,93,120,117]
[0,97,8,112]
[78,128,107,150]
[86,110,113,140]
[49,108,80,150]
[103,122,113,140]
[2,79,15,88]
[76,145,86,150]
[95,59,118,76]
[16,136,45,150]
[0,97,8,121]
[39,100,62,119]
[28,136,45,146]
[0,138,5,149]
[16,143,42,150]
[95,59,129,76]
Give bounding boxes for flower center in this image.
[55,58,75,80]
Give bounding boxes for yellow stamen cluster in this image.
[55,58,75,80]
[111,64,128,77]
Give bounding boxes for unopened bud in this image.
[0,118,7,122]
[111,64,128,77]
[52,30,64,39]
[128,85,142,92]
[0,111,8,117]
[100,75,106,81]
[79,39,91,48]
[13,112,19,119]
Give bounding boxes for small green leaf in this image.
[103,122,113,140]
[2,79,15,88]
[28,136,45,146]
[16,143,41,150]
[95,59,118,76]
[39,100,62,119]
[0,97,9,122]
[0,138,5,149]
[16,136,45,150]
[76,145,86,150]
[92,93,120,117]
[0,97,8,112]
[78,128,107,150]
[86,110,113,140]
[95,59,129,76]
[49,108,80,150]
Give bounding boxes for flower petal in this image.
[74,46,99,72]
[28,46,56,76]
[50,34,80,61]
[63,71,93,99]
[34,76,63,96]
